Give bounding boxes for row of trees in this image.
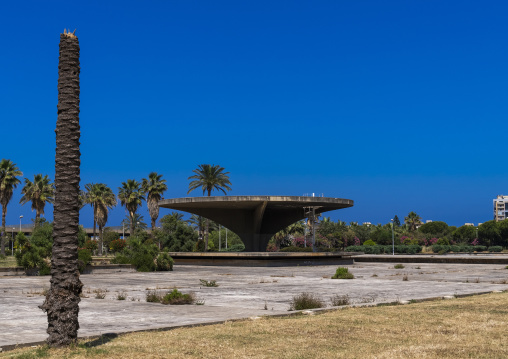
[269,212,508,251]
[0,159,232,256]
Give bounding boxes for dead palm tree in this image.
[118,179,145,235]
[188,164,231,250]
[0,159,22,256]
[19,174,54,225]
[40,30,83,347]
[141,172,167,232]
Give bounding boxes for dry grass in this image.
[3,292,508,359]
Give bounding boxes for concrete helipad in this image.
[1,260,508,349]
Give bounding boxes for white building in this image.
[493,195,508,221]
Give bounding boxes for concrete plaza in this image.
[1,259,508,349]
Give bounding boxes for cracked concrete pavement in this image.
[1,260,508,349]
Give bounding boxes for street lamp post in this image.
[476,227,478,240]
[19,215,23,233]
[11,228,15,256]
[391,219,395,255]
[122,222,125,240]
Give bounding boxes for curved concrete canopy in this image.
[159,196,354,251]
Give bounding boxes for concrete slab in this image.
[1,261,508,349]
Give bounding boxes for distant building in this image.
[464,223,475,227]
[493,195,508,221]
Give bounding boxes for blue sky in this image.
[0,0,507,228]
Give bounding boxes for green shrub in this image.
[194,239,205,252]
[146,288,196,305]
[280,246,313,252]
[38,259,51,276]
[78,248,92,273]
[289,292,324,311]
[111,237,160,272]
[344,245,363,252]
[161,289,195,305]
[363,239,376,246]
[0,254,6,260]
[146,290,161,303]
[110,238,127,253]
[84,239,98,252]
[394,264,405,269]
[474,245,487,252]
[220,243,246,252]
[488,246,503,252]
[432,245,450,253]
[332,267,354,279]
[155,252,174,271]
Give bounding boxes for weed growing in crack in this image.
[93,289,108,299]
[199,279,219,287]
[289,292,324,311]
[332,267,354,279]
[330,294,350,306]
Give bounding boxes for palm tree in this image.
[122,213,147,232]
[404,211,422,232]
[0,159,22,256]
[82,183,100,242]
[118,179,145,235]
[91,184,117,256]
[188,164,232,250]
[141,172,167,232]
[40,30,83,347]
[187,214,205,239]
[20,174,54,225]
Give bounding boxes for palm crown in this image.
[404,211,422,232]
[118,179,145,234]
[20,174,55,222]
[142,172,167,231]
[187,164,232,196]
[188,164,231,251]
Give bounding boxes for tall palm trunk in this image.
[98,224,103,256]
[204,189,211,251]
[1,206,6,256]
[147,197,158,233]
[92,205,97,243]
[40,31,83,347]
[129,211,134,235]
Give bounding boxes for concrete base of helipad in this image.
[2,260,508,349]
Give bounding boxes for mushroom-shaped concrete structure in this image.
[159,196,354,251]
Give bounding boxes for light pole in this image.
[19,215,23,233]
[475,227,478,240]
[122,222,125,240]
[11,228,15,256]
[391,219,395,255]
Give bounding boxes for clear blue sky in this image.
[0,0,506,229]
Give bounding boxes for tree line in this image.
[0,159,232,256]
